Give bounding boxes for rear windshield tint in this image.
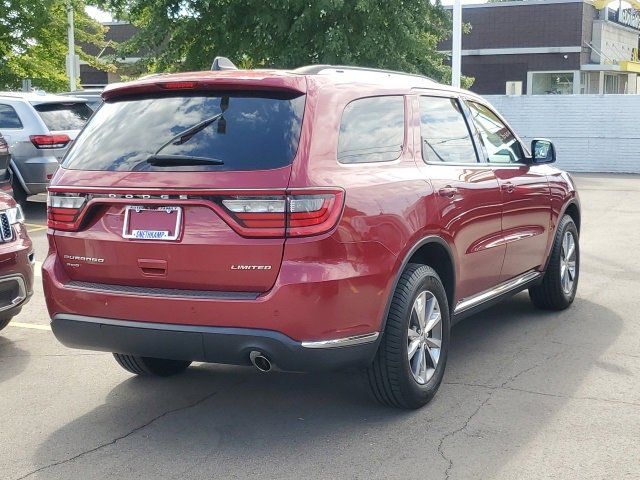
[33,102,93,131]
[62,92,306,172]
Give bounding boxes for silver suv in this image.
[0,92,93,204]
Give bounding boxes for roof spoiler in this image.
[211,56,238,71]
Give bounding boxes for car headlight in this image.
[6,205,25,225]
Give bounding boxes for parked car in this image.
[0,133,14,197]
[0,192,34,332]
[0,92,93,205]
[59,89,104,110]
[43,65,580,408]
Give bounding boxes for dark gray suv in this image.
[0,92,93,204]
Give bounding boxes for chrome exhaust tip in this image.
[249,351,272,372]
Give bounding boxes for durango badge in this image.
[63,255,105,264]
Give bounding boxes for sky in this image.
[87,2,628,24]
[86,6,113,22]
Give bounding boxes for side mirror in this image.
[531,139,556,164]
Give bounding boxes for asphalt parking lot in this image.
[2,174,639,480]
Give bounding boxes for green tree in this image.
[0,0,113,91]
[95,0,465,84]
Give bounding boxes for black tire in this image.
[367,264,450,409]
[113,353,191,377]
[529,215,579,310]
[0,316,13,332]
[11,176,28,207]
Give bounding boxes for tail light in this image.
[157,81,199,90]
[30,134,71,149]
[46,189,345,237]
[221,190,344,238]
[47,194,86,230]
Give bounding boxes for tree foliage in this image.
[0,0,112,91]
[95,0,462,84]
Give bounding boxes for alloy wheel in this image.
[560,231,577,294]
[407,290,442,385]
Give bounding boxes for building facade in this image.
[440,0,640,95]
[79,22,140,88]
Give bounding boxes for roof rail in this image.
[293,64,438,83]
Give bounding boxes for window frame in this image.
[0,103,24,129]
[336,94,407,166]
[417,93,482,167]
[462,97,530,167]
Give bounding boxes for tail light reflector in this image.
[47,194,86,230]
[30,134,71,149]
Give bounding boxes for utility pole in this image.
[67,1,76,91]
[452,0,462,89]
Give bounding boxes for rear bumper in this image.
[51,314,380,372]
[42,238,396,342]
[11,156,58,194]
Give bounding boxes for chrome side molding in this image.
[301,332,380,349]
[454,270,542,314]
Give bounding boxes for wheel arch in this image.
[542,199,581,272]
[563,201,581,233]
[378,235,456,333]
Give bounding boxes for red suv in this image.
[43,65,580,408]
[0,192,33,331]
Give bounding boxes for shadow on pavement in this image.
[0,334,29,384]
[28,295,622,479]
[23,199,47,225]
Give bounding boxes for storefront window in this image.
[581,72,600,94]
[531,72,574,95]
[604,74,620,94]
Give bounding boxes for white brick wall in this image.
[485,95,640,173]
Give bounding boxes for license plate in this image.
[122,206,182,241]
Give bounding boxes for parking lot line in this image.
[33,260,42,277]
[26,224,47,233]
[9,322,51,331]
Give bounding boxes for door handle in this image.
[138,259,167,276]
[501,182,516,194]
[438,186,458,198]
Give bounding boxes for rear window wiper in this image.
[154,112,224,155]
[145,154,224,167]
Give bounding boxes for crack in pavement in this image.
[13,385,234,480]
[502,386,640,408]
[437,394,492,480]
[437,351,562,480]
[444,381,640,408]
[549,340,640,360]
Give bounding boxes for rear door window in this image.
[0,104,23,129]
[338,96,404,164]
[419,96,478,164]
[32,102,93,131]
[63,92,305,172]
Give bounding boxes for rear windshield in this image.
[33,102,93,131]
[62,92,306,172]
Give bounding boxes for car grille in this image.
[0,212,13,242]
